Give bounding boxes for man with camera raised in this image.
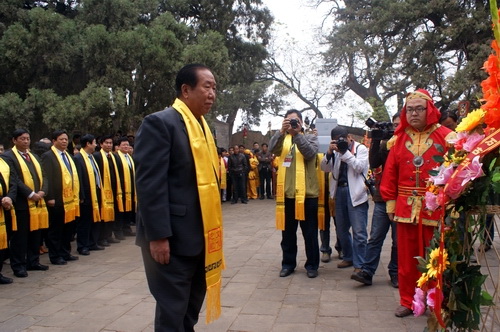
[320,126,369,276]
[269,109,320,278]
[351,113,400,289]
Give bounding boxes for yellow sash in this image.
[219,157,227,190]
[80,150,101,222]
[275,134,306,230]
[99,150,123,219]
[51,146,80,223]
[173,98,224,323]
[316,153,325,230]
[116,151,136,211]
[0,158,17,248]
[11,146,48,230]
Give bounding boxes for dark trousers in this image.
[76,205,100,251]
[99,222,114,242]
[47,206,74,261]
[259,167,272,198]
[230,172,246,202]
[9,210,41,272]
[113,211,135,236]
[141,247,206,332]
[225,174,232,202]
[281,197,320,271]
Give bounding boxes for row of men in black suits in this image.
[0,129,136,284]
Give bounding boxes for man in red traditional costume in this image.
[380,89,455,317]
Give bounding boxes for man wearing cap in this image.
[380,89,455,317]
[320,126,369,276]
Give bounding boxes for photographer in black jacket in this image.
[351,113,400,288]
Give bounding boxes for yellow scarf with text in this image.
[0,158,16,248]
[12,146,48,230]
[173,98,224,324]
[100,150,123,218]
[116,151,135,211]
[51,146,79,223]
[276,134,306,230]
[275,137,325,230]
[80,150,101,222]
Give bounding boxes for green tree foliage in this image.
[319,0,492,121]
[0,0,272,144]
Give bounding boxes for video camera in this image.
[365,117,394,140]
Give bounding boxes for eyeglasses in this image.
[406,106,426,114]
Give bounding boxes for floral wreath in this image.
[413,1,500,330]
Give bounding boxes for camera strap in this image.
[282,143,295,168]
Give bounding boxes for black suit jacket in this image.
[134,107,204,256]
[73,153,96,206]
[2,150,47,211]
[114,151,136,212]
[94,151,118,196]
[41,149,75,208]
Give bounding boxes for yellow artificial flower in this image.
[455,109,486,132]
[426,248,451,278]
[417,272,429,288]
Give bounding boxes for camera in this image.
[290,118,299,129]
[335,136,349,154]
[365,117,394,140]
[364,177,378,196]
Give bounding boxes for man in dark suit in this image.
[73,134,104,255]
[134,64,222,331]
[2,129,49,278]
[0,156,16,284]
[93,134,122,245]
[113,137,136,239]
[42,130,80,265]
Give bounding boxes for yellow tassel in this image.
[10,210,17,231]
[0,229,6,250]
[205,278,222,324]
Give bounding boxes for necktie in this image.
[61,152,72,174]
[89,155,101,188]
[125,154,132,169]
[22,152,31,162]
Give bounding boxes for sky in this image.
[230,0,331,134]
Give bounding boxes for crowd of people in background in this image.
[0,130,136,284]
[219,142,275,204]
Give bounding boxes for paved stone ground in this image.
[0,199,496,331]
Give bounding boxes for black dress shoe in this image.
[97,240,110,247]
[78,249,90,256]
[0,274,13,284]
[259,196,265,200]
[267,196,273,199]
[51,258,67,265]
[351,270,373,285]
[64,255,79,261]
[390,274,399,288]
[279,268,294,277]
[27,263,49,271]
[14,270,28,278]
[107,238,120,244]
[306,270,318,278]
[115,234,126,241]
[89,245,105,251]
[123,230,136,236]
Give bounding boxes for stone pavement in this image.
[0,199,433,331]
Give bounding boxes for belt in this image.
[338,182,348,187]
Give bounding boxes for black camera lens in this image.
[290,119,299,129]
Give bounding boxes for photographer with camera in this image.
[351,113,400,289]
[320,126,369,275]
[269,109,320,278]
